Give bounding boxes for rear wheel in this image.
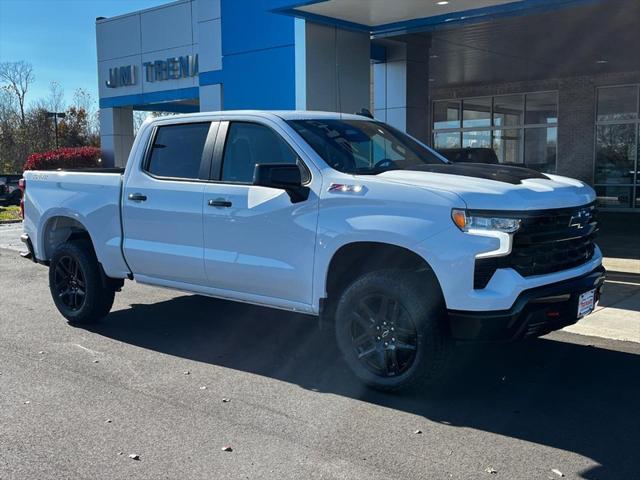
[49,240,115,324]
[334,269,451,392]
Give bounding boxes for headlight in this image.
[451,209,521,233]
[452,209,521,259]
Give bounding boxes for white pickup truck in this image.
[21,111,605,391]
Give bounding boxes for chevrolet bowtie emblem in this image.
[569,209,591,229]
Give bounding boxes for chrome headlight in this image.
[451,209,521,233]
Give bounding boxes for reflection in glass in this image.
[524,127,557,173]
[493,129,522,164]
[462,130,491,148]
[463,98,492,128]
[433,101,460,129]
[525,92,558,125]
[494,95,523,127]
[434,132,461,149]
[597,86,639,122]
[637,125,640,186]
[595,186,633,208]
[595,124,636,184]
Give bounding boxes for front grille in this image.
[474,203,598,289]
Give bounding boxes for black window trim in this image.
[141,121,219,183]
[210,120,313,186]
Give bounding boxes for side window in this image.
[221,122,304,183]
[146,123,210,179]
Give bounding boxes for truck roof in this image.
[144,110,370,125]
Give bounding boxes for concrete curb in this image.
[0,219,22,225]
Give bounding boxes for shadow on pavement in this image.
[89,294,639,480]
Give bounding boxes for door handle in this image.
[208,199,232,208]
[128,193,147,202]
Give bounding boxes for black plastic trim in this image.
[465,201,596,219]
[449,265,606,342]
[59,168,125,174]
[472,202,598,288]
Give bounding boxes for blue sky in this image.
[0,0,168,109]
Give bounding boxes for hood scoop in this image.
[409,163,550,185]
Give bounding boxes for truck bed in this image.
[22,169,130,278]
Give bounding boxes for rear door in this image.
[201,119,320,306]
[122,121,217,285]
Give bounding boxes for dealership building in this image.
[96,0,640,210]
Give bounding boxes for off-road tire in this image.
[334,269,451,392]
[49,240,115,324]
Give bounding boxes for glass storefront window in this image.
[434,132,461,150]
[595,185,634,209]
[525,92,558,125]
[524,127,557,173]
[594,85,640,209]
[462,130,491,148]
[494,94,523,128]
[597,86,638,122]
[433,91,558,174]
[493,129,522,165]
[637,125,640,186]
[463,98,492,128]
[594,124,636,184]
[433,100,460,129]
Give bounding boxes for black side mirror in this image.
[253,163,310,203]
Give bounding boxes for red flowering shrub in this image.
[24,147,101,171]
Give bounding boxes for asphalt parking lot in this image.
[1,230,639,479]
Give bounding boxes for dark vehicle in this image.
[0,175,23,206]
[438,147,499,165]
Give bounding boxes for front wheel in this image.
[334,270,451,392]
[49,240,115,324]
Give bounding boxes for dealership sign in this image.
[106,54,199,88]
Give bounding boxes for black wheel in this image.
[49,240,115,324]
[334,270,451,392]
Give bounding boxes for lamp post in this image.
[46,111,66,149]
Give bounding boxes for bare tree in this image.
[72,88,98,135]
[0,61,35,126]
[72,88,93,113]
[47,81,65,113]
[133,110,150,134]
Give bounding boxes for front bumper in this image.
[447,265,606,342]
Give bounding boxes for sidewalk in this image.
[564,213,640,342]
[564,256,640,342]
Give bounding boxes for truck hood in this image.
[374,164,595,210]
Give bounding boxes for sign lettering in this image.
[105,54,199,88]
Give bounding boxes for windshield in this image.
[287,119,447,174]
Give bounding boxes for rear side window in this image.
[221,122,300,183]
[146,123,210,179]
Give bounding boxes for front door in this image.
[202,120,319,306]
[122,121,216,285]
